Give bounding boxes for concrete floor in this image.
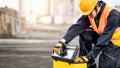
[0,42,53,68]
[0,24,98,68]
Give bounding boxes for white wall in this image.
[0,0,19,10]
[103,0,120,7]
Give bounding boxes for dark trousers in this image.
[79,29,99,68]
[99,46,120,68]
[79,29,120,68]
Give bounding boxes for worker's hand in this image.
[74,56,89,62]
[53,40,66,55]
[56,41,64,47]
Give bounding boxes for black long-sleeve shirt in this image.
[63,1,120,58]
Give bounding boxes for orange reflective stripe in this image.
[88,5,120,46]
[88,16,100,34]
[88,5,113,35]
[111,39,120,46]
[98,5,113,34]
[111,36,120,40]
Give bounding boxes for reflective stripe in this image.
[112,27,120,38]
[112,32,120,38]
[111,27,120,46]
[89,5,120,46]
[88,5,113,34]
[104,52,116,60]
[111,39,120,46]
[112,36,120,40]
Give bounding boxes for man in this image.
[54,0,120,68]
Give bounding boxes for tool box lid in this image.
[51,45,79,63]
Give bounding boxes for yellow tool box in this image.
[53,60,87,68]
[51,45,87,68]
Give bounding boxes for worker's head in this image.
[79,0,102,18]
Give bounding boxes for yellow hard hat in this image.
[79,0,97,15]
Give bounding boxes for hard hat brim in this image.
[80,9,93,15]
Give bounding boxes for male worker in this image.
[54,0,120,68]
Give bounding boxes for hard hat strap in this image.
[94,2,102,13]
[94,6,98,12]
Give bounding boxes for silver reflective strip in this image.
[104,52,116,60]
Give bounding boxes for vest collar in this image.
[96,1,106,21]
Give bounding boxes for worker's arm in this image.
[63,15,90,43]
[87,9,120,58]
[54,15,90,55]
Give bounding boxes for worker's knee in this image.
[116,56,120,68]
[99,52,119,68]
[116,61,120,68]
[88,63,97,68]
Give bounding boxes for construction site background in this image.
[0,0,119,38]
[0,7,26,38]
[0,1,119,68]
[0,7,71,39]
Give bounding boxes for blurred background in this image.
[0,0,119,68]
[0,0,119,38]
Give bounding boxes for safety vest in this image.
[88,5,120,46]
